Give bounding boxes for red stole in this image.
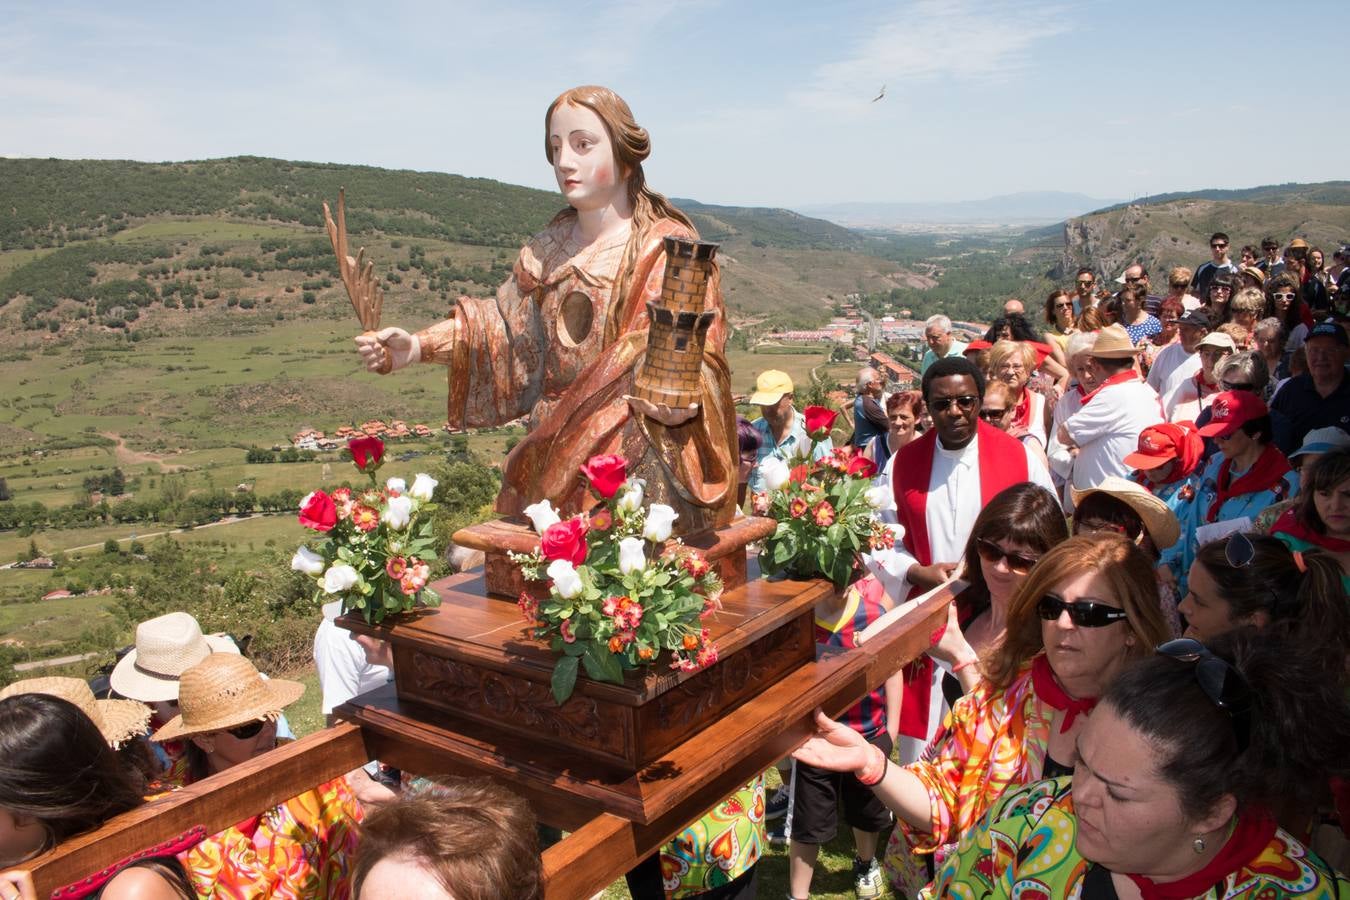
[1272,508,1350,552]
[1125,808,1277,900]
[1206,444,1292,522]
[1079,370,1138,406]
[1031,655,1096,733]
[893,421,1030,739]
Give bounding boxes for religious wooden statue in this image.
[354,86,737,535]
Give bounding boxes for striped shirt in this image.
[815,576,888,739]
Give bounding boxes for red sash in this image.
[1126,807,1276,900]
[1079,370,1138,406]
[1206,444,1292,522]
[892,421,1029,739]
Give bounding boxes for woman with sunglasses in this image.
[152,654,363,898]
[1043,290,1077,356]
[1268,273,1311,373]
[928,632,1350,898]
[816,534,1170,896]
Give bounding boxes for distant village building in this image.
[42,589,73,601]
[17,557,56,570]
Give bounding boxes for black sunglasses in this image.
[1156,638,1252,752]
[1211,242,1228,249]
[979,408,1009,421]
[930,395,977,414]
[1037,594,1128,628]
[976,538,1039,574]
[1220,379,1254,391]
[226,720,267,741]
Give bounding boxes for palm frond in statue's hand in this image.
[323,188,391,373]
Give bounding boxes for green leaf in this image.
[582,642,624,684]
[552,656,580,704]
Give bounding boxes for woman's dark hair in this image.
[1072,492,1151,552]
[1238,414,1274,446]
[354,778,542,900]
[1193,533,1349,669]
[983,313,1040,344]
[1043,290,1072,326]
[1267,273,1305,332]
[959,483,1069,620]
[735,415,761,458]
[1295,448,1350,534]
[1103,630,1350,824]
[0,694,146,863]
[921,356,984,402]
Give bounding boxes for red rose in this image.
[846,454,878,479]
[298,491,337,532]
[539,516,589,566]
[348,436,385,472]
[788,464,812,484]
[580,454,628,499]
[802,406,838,440]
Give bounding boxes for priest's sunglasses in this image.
[929,395,977,414]
[1036,594,1128,628]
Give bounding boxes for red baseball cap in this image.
[1124,424,1185,469]
[1197,391,1268,438]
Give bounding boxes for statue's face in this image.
[548,103,624,214]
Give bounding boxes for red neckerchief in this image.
[1074,382,1088,398]
[1206,444,1292,522]
[1272,508,1350,552]
[1011,388,1032,431]
[1192,371,1219,396]
[1126,808,1277,900]
[1031,654,1096,733]
[1080,370,1137,406]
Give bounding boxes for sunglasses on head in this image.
[930,395,977,414]
[1037,594,1128,628]
[225,720,267,741]
[1155,638,1252,752]
[976,538,1039,574]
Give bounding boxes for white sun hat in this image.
[109,611,239,703]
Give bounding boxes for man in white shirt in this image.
[1148,309,1210,394]
[314,600,391,725]
[1047,331,1098,504]
[1059,324,1164,497]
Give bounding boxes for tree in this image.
[0,477,8,501]
[103,538,120,555]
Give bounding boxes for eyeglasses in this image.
[1224,531,1289,612]
[226,720,267,741]
[929,395,977,413]
[1211,242,1228,249]
[1271,291,1297,301]
[979,407,1009,422]
[1220,379,1254,391]
[1125,276,1144,284]
[1156,638,1252,752]
[1209,285,1232,294]
[1037,594,1129,627]
[1054,302,1075,310]
[1077,280,1095,288]
[976,538,1039,574]
[1075,517,1141,540]
[1160,317,1179,325]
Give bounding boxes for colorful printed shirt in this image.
[660,774,765,898]
[882,657,1057,895]
[816,576,888,739]
[927,777,1349,899]
[178,776,363,899]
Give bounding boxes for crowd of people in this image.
[0,233,1348,900]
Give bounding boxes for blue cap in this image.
[1307,320,1349,347]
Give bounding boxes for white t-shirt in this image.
[1064,380,1165,491]
[313,600,391,716]
[1147,342,1199,395]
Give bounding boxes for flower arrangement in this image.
[289,436,442,624]
[753,405,894,590]
[510,454,723,704]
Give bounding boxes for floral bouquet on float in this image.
[510,454,723,704]
[289,436,442,625]
[753,405,894,590]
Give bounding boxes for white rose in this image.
[385,476,407,494]
[547,558,583,599]
[322,564,360,594]
[383,495,414,530]
[618,537,647,575]
[524,499,561,534]
[643,504,678,543]
[616,478,645,513]
[759,456,790,493]
[290,546,326,575]
[864,486,888,509]
[409,473,438,501]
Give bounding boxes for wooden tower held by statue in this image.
[633,237,718,409]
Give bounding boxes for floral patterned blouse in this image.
[177,776,363,899]
[661,775,765,898]
[927,777,1349,899]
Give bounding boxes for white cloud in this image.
[791,0,1074,113]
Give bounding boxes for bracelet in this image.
[952,657,980,674]
[857,743,889,787]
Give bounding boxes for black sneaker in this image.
[767,817,788,848]
[765,784,790,820]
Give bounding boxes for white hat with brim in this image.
[110,611,240,703]
[150,653,304,743]
[1071,476,1181,550]
[0,677,151,749]
[1289,426,1350,459]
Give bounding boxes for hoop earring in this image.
[1193,836,1206,854]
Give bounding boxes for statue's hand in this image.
[356,327,418,373]
[625,395,699,427]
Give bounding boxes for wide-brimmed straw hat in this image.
[110,611,239,703]
[1090,324,1145,358]
[0,677,150,749]
[150,654,303,743]
[1071,476,1181,550]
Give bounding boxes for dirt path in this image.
[14,652,98,672]
[99,432,191,472]
[56,514,265,554]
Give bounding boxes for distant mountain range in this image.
[796,192,1123,228]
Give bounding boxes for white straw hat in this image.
[0,677,151,749]
[109,611,239,703]
[150,654,304,743]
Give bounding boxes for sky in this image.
[3,0,1346,209]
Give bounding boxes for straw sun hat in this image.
[150,653,304,743]
[110,611,239,703]
[0,677,150,749]
[1071,476,1181,550]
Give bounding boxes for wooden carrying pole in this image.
[20,589,952,899]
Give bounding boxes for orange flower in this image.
[682,633,699,650]
[637,645,655,661]
[608,635,626,653]
[789,496,809,518]
[351,504,379,532]
[812,500,835,527]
